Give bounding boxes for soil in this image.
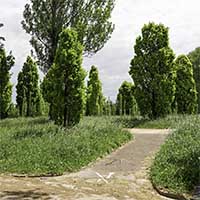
[0,129,171,200]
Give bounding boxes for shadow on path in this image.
[0,190,51,200]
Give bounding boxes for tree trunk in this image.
[63,77,68,127]
[152,90,156,119]
[19,105,23,116]
[26,92,30,117]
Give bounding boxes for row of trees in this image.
[17,0,117,126]
[0,23,137,123]
[130,22,197,119]
[1,0,200,125]
[0,0,118,125]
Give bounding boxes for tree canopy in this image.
[130,22,176,119]
[175,55,197,114]
[0,23,5,48]
[188,47,200,113]
[86,66,104,116]
[22,0,115,73]
[0,48,15,119]
[16,56,42,117]
[42,29,86,126]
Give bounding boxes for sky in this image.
[0,0,200,102]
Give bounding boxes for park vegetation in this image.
[149,115,200,195]
[0,25,15,119]
[116,81,138,116]
[42,29,86,126]
[86,66,104,116]
[22,0,115,73]
[16,56,43,117]
[0,117,132,175]
[0,2,200,196]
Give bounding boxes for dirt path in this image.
[0,129,171,200]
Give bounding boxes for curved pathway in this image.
[0,129,171,200]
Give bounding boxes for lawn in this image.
[0,116,132,176]
[113,114,193,129]
[150,115,200,195]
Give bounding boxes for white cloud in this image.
[1,0,200,102]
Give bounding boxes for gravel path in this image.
[0,129,171,200]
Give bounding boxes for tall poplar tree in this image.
[22,0,115,73]
[42,29,86,126]
[188,47,200,113]
[16,56,42,116]
[0,23,5,48]
[86,66,104,116]
[0,48,15,119]
[16,72,25,116]
[130,22,176,119]
[175,55,197,114]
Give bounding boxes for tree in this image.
[103,97,116,116]
[42,29,86,126]
[22,0,115,73]
[116,81,138,116]
[16,72,25,116]
[86,66,104,116]
[0,23,5,48]
[130,22,176,119]
[0,48,15,119]
[188,47,200,113]
[16,56,42,117]
[174,55,197,114]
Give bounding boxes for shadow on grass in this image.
[27,117,50,126]
[0,117,50,129]
[0,190,51,200]
[114,116,150,128]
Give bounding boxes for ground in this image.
[0,129,171,200]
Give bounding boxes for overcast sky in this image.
[0,0,200,102]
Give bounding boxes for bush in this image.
[150,115,200,194]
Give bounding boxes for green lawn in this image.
[113,114,194,129]
[0,116,132,176]
[150,115,200,195]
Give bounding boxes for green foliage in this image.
[103,98,116,116]
[16,56,43,117]
[86,66,104,116]
[116,81,138,116]
[175,55,197,114]
[22,0,115,73]
[188,47,200,113]
[130,22,176,119]
[42,29,86,126]
[150,115,200,194]
[0,117,132,175]
[7,103,19,118]
[0,23,5,48]
[0,48,15,119]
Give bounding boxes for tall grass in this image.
[0,116,132,176]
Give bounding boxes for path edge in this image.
[152,183,190,200]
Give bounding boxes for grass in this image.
[150,115,200,194]
[0,116,132,176]
[113,114,193,129]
